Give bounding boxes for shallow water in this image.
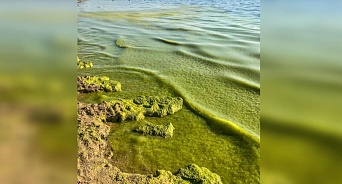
[78,0,259,183]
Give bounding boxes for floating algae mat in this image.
[78,0,260,183]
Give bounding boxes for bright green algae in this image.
[77,101,223,184]
[108,106,259,184]
[78,9,260,140]
[178,164,222,184]
[152,164,223,184]
[133,96,183,117]
[80,96,183,123]
[77,56,93,69]
[78,70,259,184]
[78,7,259,183]
[78,75,122,92]
[133,123,175,138]
[114,163,223,184]
[84,76,121,92]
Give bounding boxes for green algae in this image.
[152,164,223,184]
[133,96,183,117]
[96,66,259,145]
[108,107,260,184]
[78,5,260,138]
[78,96,183,123]
[105,100,146,122]
[77,56,93,69]
[116,38,129,48]
[77,70,259,184]
[133,123,174,138]
[152,170,188,184]
[78,3,260,183]
[177,164,222,184]
[117,48,260,140]
[78,76,121,93]
[113,164,222,184]
[78,101,223,184]
[77,70,176,103]
[83,76,121,92]
[80,10,184,26]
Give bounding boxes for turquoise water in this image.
[78,0,259,183]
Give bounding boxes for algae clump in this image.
[177,164,223,184]
[77,76,122,93]
[115,38,128,48]
[105,100,146,122]
[150,170,189,184]
[113,165,222,184]
[78,96,183,123]
[133,96,183,117]
[77,56,93,69]
[133,122,174,138]
[78,100,145,123]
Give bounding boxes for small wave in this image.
[223,73,260,92]
[153,37,181,46]
[115,36,160,49]
[175,49,239,69]
[163,27,192,32]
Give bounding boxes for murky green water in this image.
[78,0,259,183]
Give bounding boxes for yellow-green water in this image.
[78,0,259,183]
[261,1,342,183]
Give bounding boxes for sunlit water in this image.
[78,0,259,183]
